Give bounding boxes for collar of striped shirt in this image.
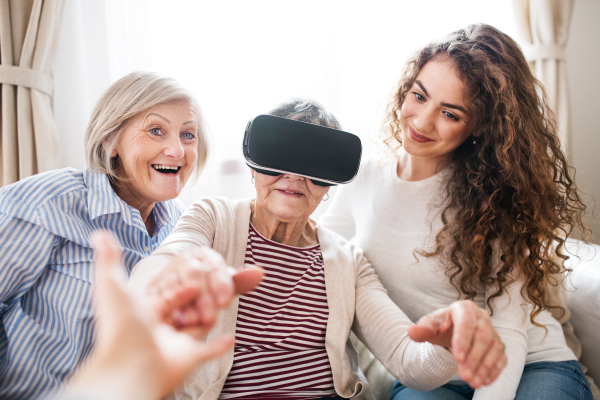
[84,168,173,232]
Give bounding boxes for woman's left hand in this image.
[408,300,507,389]
[145,247,263,337]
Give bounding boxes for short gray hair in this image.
[267,98,341,129]
[84,71,210,181]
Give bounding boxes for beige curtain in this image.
[0,0,65,186]
[512,0,574,159]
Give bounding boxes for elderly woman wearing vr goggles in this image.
[129,99,507,400]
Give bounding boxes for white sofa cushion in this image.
[565,239,600,386]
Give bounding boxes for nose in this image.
[163,134,185,159]
[414,105,436,133]
[282,173,304,182]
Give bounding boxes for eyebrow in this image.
[149,113,196,126]
[415,80,468,114]
[149,113,170,124]
[415,80,429,97]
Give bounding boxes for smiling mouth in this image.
[278,189,303,196]
[152,164,181,174]
[409,127,434,143]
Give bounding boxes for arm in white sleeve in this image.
[472,277,529,400]
[350,244,458,390]
[319,182,356,241]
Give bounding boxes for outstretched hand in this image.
[146,247,264,337]
[408,300,507,389]
[68,232,251,400]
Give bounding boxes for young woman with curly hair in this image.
[321,24,593,400]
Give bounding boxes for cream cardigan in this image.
[129,197,457,400]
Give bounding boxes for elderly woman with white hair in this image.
[0,71,231,400]
[130,99,508,400]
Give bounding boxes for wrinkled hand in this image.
[147,246,263,337]
[408,300,507,389]
[69,231,240,400]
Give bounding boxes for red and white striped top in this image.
[219,224,336,400]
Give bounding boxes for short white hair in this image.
[84,71,210,181]
[267,98,341,129]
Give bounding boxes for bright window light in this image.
[55,0,517,210]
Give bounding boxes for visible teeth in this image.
[153,165,178,170]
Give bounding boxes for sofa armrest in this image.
[565,240,600,394]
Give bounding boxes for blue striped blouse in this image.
[0,168,185,400]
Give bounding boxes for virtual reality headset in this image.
[243,114,362,187]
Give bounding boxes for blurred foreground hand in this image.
[146,247,264,338]
[67,231,262,400]
[408,300,507,389]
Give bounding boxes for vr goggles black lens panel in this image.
[243,115,362,186]
[250,166,333,187]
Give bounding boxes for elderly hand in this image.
[408,300,507,389]
[146,247,263,337]
[68,232,239,400]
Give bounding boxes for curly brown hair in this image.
[383,23,589,327]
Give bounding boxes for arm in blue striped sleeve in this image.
[0,212,57,318]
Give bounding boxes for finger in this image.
[410,309,453,348]
[193,265,216,328]
[176,325,207,339]
[155,330,234,397]
[408,325,437,343]
[459,322,494,384]
[449,301,478,363]
[93,231,124,286]
[161,272,184,295]
[232,267,264,294]
[490,353,508,384]
[92,231,129,311]
[191,248,237,306]
[477,340,506,386]
[209,267,235,308]
[192,336,234,364]
[170,335,234,383]
[91,231,132,345]
[153,285,200,321]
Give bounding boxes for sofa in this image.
[353,239,600,400]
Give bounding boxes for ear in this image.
[102,139,118,158]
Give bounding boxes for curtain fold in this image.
[0,0,65,186]
[512,0,574,159]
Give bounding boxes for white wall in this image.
[53,0,517,219]
[566,0,600,241]
[53,1,600,235]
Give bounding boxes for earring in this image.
[251,176,255,184]
[472,138,477,145]
[323,193,329,202]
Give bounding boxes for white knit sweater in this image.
[320,154,576,400]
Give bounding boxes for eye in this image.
[149,127,162,136]
[413,92,425,102]
[443,111,459,121]
[181,132,196,140]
